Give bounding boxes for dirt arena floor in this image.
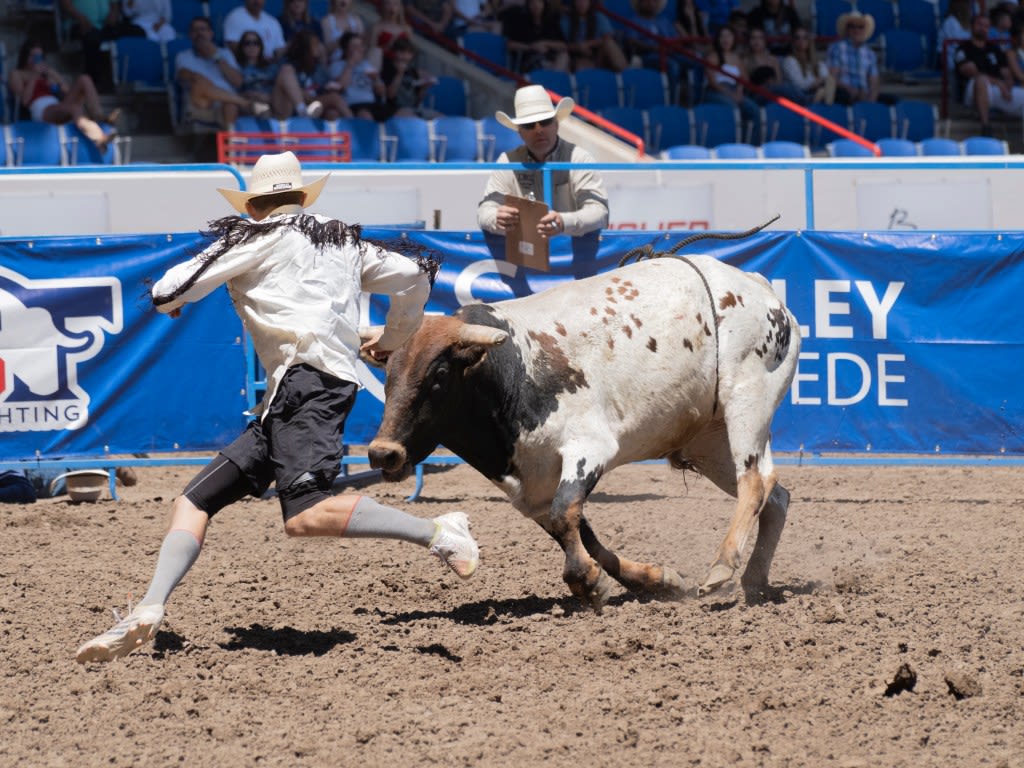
[1,459,1022,768]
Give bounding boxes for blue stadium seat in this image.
[808,103,852,149]
[897,0,939,61]
[66,123,121,164]
[478,116,520,161]
[336,117,383,162]
[962,136,1009,155]
[112,36,166,91]
[526,68,575,101]
[574,68,622,111]
[431,116,481,162]
[761,140,810,158]
[280,116,345,161]
[662,144,712,160]
[692,103,740,147]
[894,99,940,141]
[762,103,808,145]
[647,105,695,152]
[881,29,930,76]
[852,102,896,141]
[383,116,433,161]
[620,67,670,109]
[599,106,647,145]
[425,75,468,116]
[919,136,961,155]
[876,137,918,156]
[4,121,67,166]
[713,142,759,159]
[827,138,876,157]
[459,31,510,77]
[856,0,896,42]
[813,0,854,38]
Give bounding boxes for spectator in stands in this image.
[278,0,322,43]
[745,0,800,55]
[224,0,288,60]
[727,8,749,53]
[369,0,414,68]
[323,0,367,64]
[745,25,803,103]
[989,4,1014,39]
[703,24,761,139]
[938,0,971,71]
[380,36,439,118]
[8,38,120,152]
[329,31,385,119]
[451,0,502,37]
[562,0,628,72]
[1008,23,1024,85]
[826,10,879,105]
[503,0,571,74]
[478,84,609,238]
[699,0,740,36]
[675,0,708,44]
[176,15,270,129]
[76,149,477,665]
[624,0,681,87]
[60,0,146,92]
[782,26,834,104]
[954,13,1024,135]
[273,28,352,118]
[237,32,281,107]
[122,0,177,43]
[403,0,454,41]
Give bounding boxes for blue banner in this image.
[0,234,248,460]
[2,229,1021,461]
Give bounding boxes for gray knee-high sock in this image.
[342,496,437,546]
[139,529,202,606]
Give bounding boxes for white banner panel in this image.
[607,184,713,231]
[854,179,992,230]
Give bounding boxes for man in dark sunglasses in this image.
[477,84,609,240]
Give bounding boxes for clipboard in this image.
[504,194,551,272]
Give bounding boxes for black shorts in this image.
[183,364,357,521]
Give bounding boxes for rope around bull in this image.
[616,214,781,415]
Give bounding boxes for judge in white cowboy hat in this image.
[478,84,609,239]
[827,10,880,104]
[75,149,482,664]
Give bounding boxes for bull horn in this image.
[458,324,508,347]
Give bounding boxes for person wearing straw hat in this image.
[76,151,480,664]
[477,84,609,239]
[825,10,879,105]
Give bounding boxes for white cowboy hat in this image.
[836,10,875,39]
[49,469,109,503]
[495,84,575,131]
[218,151,330,214]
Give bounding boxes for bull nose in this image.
[368,441,407,472]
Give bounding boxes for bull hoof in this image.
[569,568,613,613]
[698,563,735,597]
[652,566,688,601]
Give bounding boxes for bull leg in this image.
[579,519,686,600]
[541,481,612,611]
[740,481,789,599]
[699,465,773,596]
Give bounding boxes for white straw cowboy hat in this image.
[836,10,875,39]
[495,85,575,131]
[218,151,330,214]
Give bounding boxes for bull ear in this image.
[457,324,508,348]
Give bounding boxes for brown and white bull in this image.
[366,256,801,609]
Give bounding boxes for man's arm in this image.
[360,247,431,352]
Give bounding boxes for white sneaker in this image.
[75,603,165,664]
[306,100,323,119]
[429,512,480,579]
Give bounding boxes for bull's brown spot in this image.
[647,337,657,352]
[554,322,567,337]
[604,307,616,316]
[611,276,621,283]
[683,339,694,351]
[527,330,588,392]
[607,338,615,350]
[590,307,598,316]
[744,454,758,470]
[623,325,633,338]
[605,287,613,295]
[607,296,618,304]
[631,314,642,328]
[719,292,737,310]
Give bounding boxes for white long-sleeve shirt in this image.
[152,207,429,415]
